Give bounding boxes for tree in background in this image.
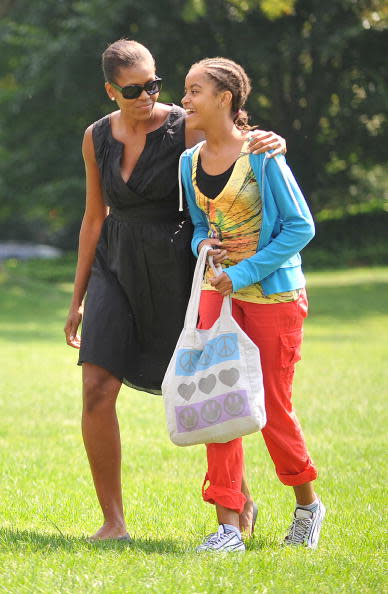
[0,0,387,248]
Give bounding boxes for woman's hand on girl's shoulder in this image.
[247,130,286,158]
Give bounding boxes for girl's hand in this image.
[64,307,83,349]
[210,272,233,297]
[198,238,228,265]
[247,130,286,158]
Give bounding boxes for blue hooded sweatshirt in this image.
[178,144,315,296]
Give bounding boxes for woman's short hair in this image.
[102,39,155,83]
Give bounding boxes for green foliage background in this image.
[0,0,387,249]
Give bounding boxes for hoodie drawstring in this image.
[178,152,184,212]
[178,141,205,212]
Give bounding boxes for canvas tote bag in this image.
[162,245,266,446]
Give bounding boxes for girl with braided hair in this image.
[180,57,325,552]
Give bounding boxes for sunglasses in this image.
[109,76,162,100]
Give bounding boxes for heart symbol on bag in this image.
[178,382,196,401]
[198,374,216,394]
[218,368,240,387]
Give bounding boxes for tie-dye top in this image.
[192,141,300,304]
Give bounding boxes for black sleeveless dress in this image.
[78,105,194,394]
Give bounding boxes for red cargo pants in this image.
[198,289,318,513]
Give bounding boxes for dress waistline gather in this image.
[110,203,185,223]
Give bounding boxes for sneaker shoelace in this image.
[286,516,312,545]
[203,528,232,547]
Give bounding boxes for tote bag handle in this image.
[208,255,233,319]
[185,246,232,330]
[184,245,211,330]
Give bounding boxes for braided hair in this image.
[191,57,253,130]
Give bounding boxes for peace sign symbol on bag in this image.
[215,334,237,358]
[198,344,214,368]
[178,350,200,373]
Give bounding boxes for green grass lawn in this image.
[0,264,387,593]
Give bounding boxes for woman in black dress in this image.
[64,39,286,540]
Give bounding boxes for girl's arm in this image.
[64,126,108,348]
[225,155,315,293]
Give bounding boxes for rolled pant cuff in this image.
[277,463,318,486]
[202,484,246,514]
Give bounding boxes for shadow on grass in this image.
[0,527,278,555]
[0,528,183,555]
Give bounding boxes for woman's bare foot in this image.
[87,521,129,541]
[239,499,257,536]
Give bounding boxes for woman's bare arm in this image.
[64,125,108,348]
[185,125,286,156]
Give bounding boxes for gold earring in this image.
[111,97,115,101]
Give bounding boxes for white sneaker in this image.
[284,499,326,549]
[196,524,246,553]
